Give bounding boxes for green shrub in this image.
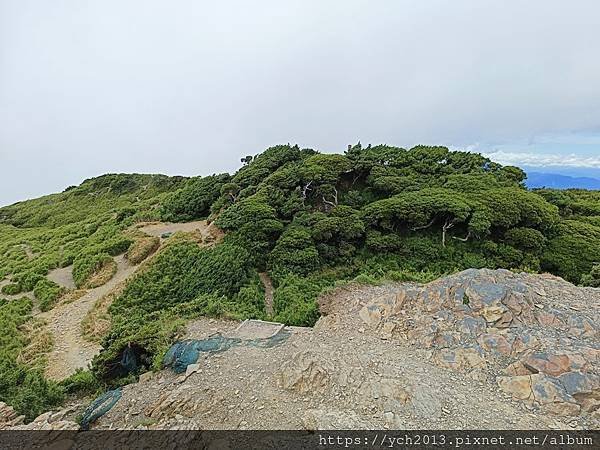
[161,174,231,222]
[111,241,253,316]
[34,279,64,312]
[273,274,321,326]
[72,253,113,288]
[60,369,101,397]
[504,227,547,253]
[1,283,22,295]
[13,271,44,292]
[542,220,600,283]
[581,265,600,288]
[4,370,65,422]
[93,239,255,381]
[0,298,65,421]
[269,227,320,279]
[352,273,381,285]
[100,237,133,256]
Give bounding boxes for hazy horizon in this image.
[2,0,600,207]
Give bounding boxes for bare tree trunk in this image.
[321,187,338,210]
[301,181,312,204]
[442,218,455,247]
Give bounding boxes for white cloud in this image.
[483,151,600,168]
[1,0,600,205]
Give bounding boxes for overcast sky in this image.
[1,0,599,206]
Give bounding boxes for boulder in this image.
[558,372,600,413]
[504,361,534,376]
[510,334,540,356]
[497,375,533,401]
[145,385,202,419]
[477,333,512,355]
[358,304,383,328]
[523,352,575,377]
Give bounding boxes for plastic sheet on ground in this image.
[80,388,122,430]
[162,328,290,374]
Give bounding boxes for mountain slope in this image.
[1,144,599,424]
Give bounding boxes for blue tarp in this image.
[80,388,122,430]
[162,331,290,374]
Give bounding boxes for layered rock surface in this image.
[355,269,599,418]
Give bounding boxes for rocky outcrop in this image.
[356,269,600,417]
[0,402,25,428]
[3,407,79,430]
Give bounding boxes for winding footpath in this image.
[42,255,137,380]
[41,220,219,380]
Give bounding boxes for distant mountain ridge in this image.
[526,172,600,190]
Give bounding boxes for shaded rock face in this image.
[357,269,600,417]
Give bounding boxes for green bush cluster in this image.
[34,279,65,312]
[1,283,21,295]
[60,369,101,397]
[581,265,600,287]
[0,298,64,421]
[160,173,231,221]
[13,271,45,292]
[272,274,322,326]
[92,239,257,381]
[72,253,114,288]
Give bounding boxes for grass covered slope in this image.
[0,174,186,418]
[0,174,185,292]
[1,144,600,419]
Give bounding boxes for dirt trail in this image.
[42,221,220,381]
[258,272,274,315]
[139,220,207,238]
[47,266,76,290]
[42,255,138,380]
